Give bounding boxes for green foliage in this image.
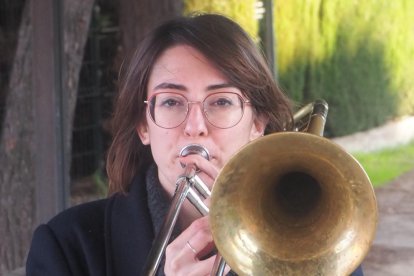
[353,141,414,187]
[184,0,259,40]
[275,0,414,136]
[92,169,108,197]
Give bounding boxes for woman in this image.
[26,13,363,275]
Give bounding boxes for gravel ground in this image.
[363,169,414,276]
[332,116,414,276]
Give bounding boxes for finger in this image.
[186,225,215,259]
[179,156,219,195]
[171,217,214,260]
[185,240,198,255]
[165,217,215,275]
[165,254,216,276]
[179,155,219,180]
[168,216,210,250]
[186,255,217,276]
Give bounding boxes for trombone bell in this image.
[209,132,378,275]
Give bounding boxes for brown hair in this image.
[106,13,293,194]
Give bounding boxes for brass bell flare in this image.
[210,132,378,276]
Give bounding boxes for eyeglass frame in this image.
[143,92,251,129]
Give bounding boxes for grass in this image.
[352,141,414,188]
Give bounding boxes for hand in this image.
[164,216,216,276]
[179,154,220,192]
[165,156,230,275]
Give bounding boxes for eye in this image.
[214,97,232,106]
[162,98,180,107]
[207,96,234,108]
[156,95,185,108]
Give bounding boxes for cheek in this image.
[148,129,177,163]
[219,126,253,163]
[232,116,259,148]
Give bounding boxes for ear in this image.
[249,115,268,141]
[136,122,150,145]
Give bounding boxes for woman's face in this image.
[137,45,266,195]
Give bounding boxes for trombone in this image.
[143,100,378,276]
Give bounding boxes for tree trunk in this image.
[0,3,33,272]
[117,0,183,63]
[63,0,95,128]
[0,0,94,272]
[0,0,26,132]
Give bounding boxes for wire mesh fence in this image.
[1,0,119,204]
[70,1,119,203]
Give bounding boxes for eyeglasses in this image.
[144,92,250,129]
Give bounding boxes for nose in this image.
[183,103,208,137]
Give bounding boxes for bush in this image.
[275,0,414,136]
[184,0,259,39]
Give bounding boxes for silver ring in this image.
[186,240,197,255]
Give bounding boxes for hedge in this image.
[275,0,414,136]
[184,0,258,39]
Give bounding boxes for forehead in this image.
[148,45,228,88]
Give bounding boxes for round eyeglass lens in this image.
[203,93,244,128]
[148,93,188,128]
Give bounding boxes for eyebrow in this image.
[153,82,187,91]
[206,83,236,91]
[153,82,236,92]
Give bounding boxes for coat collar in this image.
[105,172,154,276]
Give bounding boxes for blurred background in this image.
[1,0,413,275]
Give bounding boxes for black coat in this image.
[26,172,154,276]
[26,171,365,276]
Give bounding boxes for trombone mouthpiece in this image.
[179,144,210,160]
